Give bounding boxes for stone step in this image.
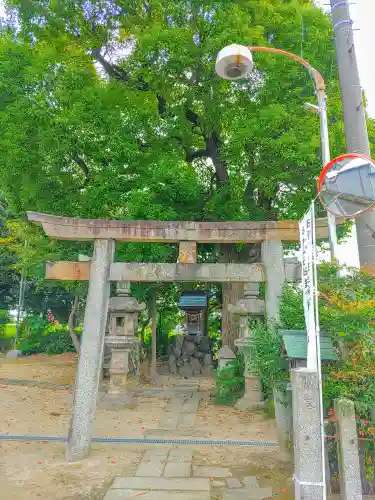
[181,395,201,413]
[143,449,169,462]
[193,466,232,478]
[163,462,191,478]
[165,397,186,412]
[177,413,196,428]
[159,412,180,429]
[104,491,210,500]
[223,487,272,500]
[135,460,165,477]
[111,477,210,491]
[175,382,200,390]
[226,478,242,489]
[243,476,260,488]
[144,429,211,438]
[168,449,193,462]
[175,386,199,392]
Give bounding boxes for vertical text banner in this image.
[299,204,318,370]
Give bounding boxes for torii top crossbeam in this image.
[27,212,336,242]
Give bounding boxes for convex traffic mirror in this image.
[318,153,375,218]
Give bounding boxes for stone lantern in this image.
[102,281,145,409]
[229,282,265,410]
[217,345,236,370]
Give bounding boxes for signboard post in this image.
[299,200,326,498]
[299,202,319,370]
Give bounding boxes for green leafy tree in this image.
[0,0,356,345]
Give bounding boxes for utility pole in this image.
[14,239,28,348]
[14,268,26,348]
[330,0,375,267]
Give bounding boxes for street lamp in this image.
[215,44,338,260]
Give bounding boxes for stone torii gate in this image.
[27,212,333,462]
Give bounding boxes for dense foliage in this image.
[277,264,375,418]
[18,315,82,355]
[249,320,289,397]
[279,282,305,330]
[214,354,245,406]
[0,0,351,344]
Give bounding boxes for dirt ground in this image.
[0,354,293,500]
[0,441,143,500]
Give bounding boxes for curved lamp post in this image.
[217,45,330,499]
[215,44,338,260]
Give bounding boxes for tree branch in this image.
[68,296,81,355]
[172,134,208,163]
[94,49,168,119]
[157,94,167,116]
[93,48,130,82]
[185,108,200,126]
[205,132,229,184]
[203,171,216,204]
[72,155,90,187]
[186,148,209,162]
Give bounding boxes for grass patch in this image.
[3,324,16,337]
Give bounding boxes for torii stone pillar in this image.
[261,240,285,322]
[67,239,114,462]
[229,283,265,410]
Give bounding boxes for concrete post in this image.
[273,382,293,457]
[261,240,285,323]
[66,239,114,462]
[291,368,325,499]
[334,399,362,500]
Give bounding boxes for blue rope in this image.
[0,434,278,447]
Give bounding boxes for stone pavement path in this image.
[0,377,71,389]
[158,379,200,430]
[103,379,272,500]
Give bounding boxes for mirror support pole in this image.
[317,89,339,262]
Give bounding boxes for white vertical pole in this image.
[311,200,327,499]
[317,89,339,263]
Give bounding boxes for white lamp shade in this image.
[215,44,253,80]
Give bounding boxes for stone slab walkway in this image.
[104,448,210,499]
[0,377,70,389]
[149,379,201,432]
[104,378,273,500]
[104,379,206,500]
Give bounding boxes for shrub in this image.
[3,323,16,337]
[0,309,10,336]
[0,337,12,352]
[18,315,81,355]
[249,320,289,398]
[214,354,245,406]
[0,310,13,351]
[279,284,305,330]
[17,315,48,354]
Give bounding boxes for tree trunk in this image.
[150,289,157,380]
[220,243,261,350]
[221,281,243,350]
[68,296,81,355]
